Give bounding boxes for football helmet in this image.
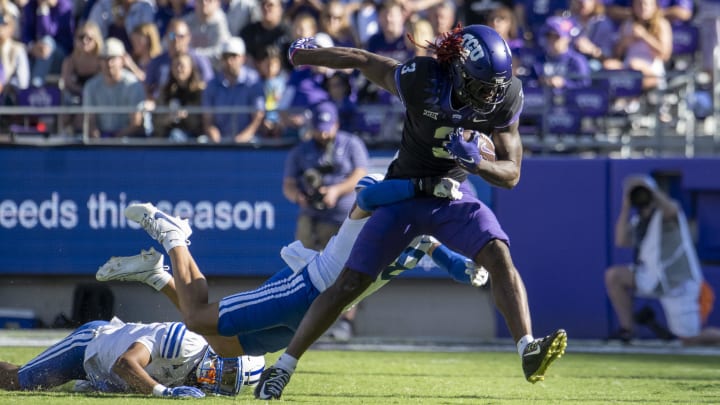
[450,25,513,114]
[195,347,242,396]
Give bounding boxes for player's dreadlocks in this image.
[407,23,466,66]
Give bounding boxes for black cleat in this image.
[254,366,292,400]
[522,329,567,383]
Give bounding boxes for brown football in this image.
[464,129,496,162]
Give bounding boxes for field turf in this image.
[2,346,719,404]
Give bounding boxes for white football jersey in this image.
[83,317,207,392]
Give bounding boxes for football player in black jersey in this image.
[255,25,567,400]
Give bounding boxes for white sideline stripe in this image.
[3,332,720,356]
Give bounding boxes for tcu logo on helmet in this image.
[461,33,485,62]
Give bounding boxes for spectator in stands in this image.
[202,36,265,143]
[324,71,358,134]
[83,38,146,138]
[20,0,75,86]
[351,0,379,47]
[59,21,103,134]
[239,0,292,66]
[88,0,156,50]
[515,0,568,45]
[256,45,288,139]
[568,0,617,72]
[405,18,435,57]
[605,174,720,345]
[276,33,332,139]
[144,18,214,100]
[426,0,456,37]
[486,5,526,77]
[0,12,29,103]
[604,0,672,92]
[367,0,412,63]
[185,0,231,67]
[153,52,206,140]
[292,12,320,42]
[285,0,323,21]
[531,16,592,91]
[224,0,261,38]
[123,22,162,82]
[154,0,194,37]
[320,1,357,48]
[607,0,693,27]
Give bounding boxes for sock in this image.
[144,271,171,291]
[517,334,534,357]
[161,230,187,253]
[430,244,473,284]
[275,353,298,374]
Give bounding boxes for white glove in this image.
[465,265,489,287]
[433,178,463,200]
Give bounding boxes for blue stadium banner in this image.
[0,147,492,277]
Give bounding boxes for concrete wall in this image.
[0,275,497,340]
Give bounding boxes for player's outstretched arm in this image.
[356,177,463,211]
[290,42,399,96]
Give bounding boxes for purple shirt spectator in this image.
[145,49,214,99]
[21,0,75,54]
[278,68,330,111]
[202,65,265,140]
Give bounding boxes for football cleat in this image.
[522,329,567,383]
[125,203,192,245]
[254,366,292,400]
[96,247,170,291]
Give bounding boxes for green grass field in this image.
[2,347,719,404]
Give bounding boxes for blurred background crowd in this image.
[0,0,717,153]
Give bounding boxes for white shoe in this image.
[97,247,171,291]
[124,203,192,247]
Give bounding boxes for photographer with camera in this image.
[283,101,369,250]
[604,174,720,345]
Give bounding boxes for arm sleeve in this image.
[356,179,415,211]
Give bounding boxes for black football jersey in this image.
[386,56,523,182]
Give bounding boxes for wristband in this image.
[152,383,167,397]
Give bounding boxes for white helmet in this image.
[195,348,265,395]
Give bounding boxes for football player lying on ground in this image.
[0,317,265,398]
[97,174,489,359]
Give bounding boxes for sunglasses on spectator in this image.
[76,33,92,41]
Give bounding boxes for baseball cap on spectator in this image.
[221,37,246,55]
[543,16,575,39]
[310,101,339,132]
[101,38,126,58]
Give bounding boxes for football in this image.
[464,129,496,162]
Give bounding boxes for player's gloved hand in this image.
[412,177,463,200]
[465,264,489,287]
[445,127,483,173]
[288,37,318,66]
[157,385,206,399]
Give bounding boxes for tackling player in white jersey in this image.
[0,317,265,397]
[97,174,488,358]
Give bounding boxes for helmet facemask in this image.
[195,348,243,396]
[452,57,511,115]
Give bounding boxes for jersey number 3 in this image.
[400,63,416,75]
[431,127,455,160]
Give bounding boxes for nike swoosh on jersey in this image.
[472,117,488,122]
[456,156,476,165]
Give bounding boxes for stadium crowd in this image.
[0,0,715,143]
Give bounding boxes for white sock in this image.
[144,271,171,291]
[275,353,298,374]
[517,334,534,357]
[161,230,187,253]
